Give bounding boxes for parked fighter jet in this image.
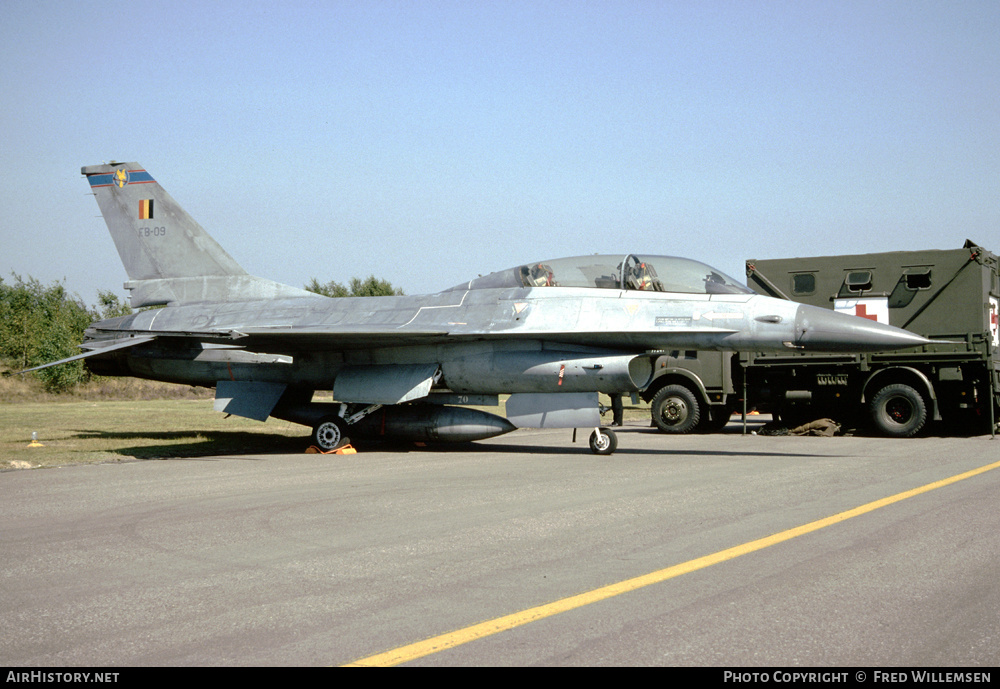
[26,162,933,454]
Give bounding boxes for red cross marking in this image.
[855,304,879,321]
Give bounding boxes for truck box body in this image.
[641,242,998,436]
[743,241,999,435]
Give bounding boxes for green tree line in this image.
[304,275,404,298]
[2,273,402,393]
[0,275,130,392]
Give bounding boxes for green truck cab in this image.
[640,349,738,433]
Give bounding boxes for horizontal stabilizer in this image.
[15,336,156,374]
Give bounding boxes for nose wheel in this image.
[589,427,618,455]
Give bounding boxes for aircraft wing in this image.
[232,322,740,352]
[85,322,739,355]
[88,326,455,352]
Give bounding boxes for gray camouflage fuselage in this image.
[86,284,920,395]
[31,162,934,452]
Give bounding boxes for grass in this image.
[0,399,310,470]
[0,367,213,402]
[1,371,281,470]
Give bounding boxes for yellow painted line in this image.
[345,458,1000,667]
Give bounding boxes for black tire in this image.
[699,406,733,433]
[651,385,702,434]
[869,384,927,438]
[589,427,618,455]
[312,416,350,451]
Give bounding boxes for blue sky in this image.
[2,0,997,304]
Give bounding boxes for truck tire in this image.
[699,406,733,433]
[651,384,702,434]
[869,384,927,438]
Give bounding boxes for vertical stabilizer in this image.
[82,162,313,306]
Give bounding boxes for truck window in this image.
[904,269,931,290]
[845,271,873,292]
[792,273,816,295]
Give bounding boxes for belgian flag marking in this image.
[139,199,154,219]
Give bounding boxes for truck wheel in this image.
[651,385,702,434]
[312,416,350,451]
[869,384,927,437]
[589,427,618,455]
[699,406,733,433]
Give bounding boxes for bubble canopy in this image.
[448,254,752,295]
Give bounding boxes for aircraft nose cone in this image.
[793,304,931,351]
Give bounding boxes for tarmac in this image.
[2,420,998,666]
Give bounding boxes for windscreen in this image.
[449,255,752,294]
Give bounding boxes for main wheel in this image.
[312,416,350,451]
[869,384,927,437]
[651,385,702,434]
[589,427,618,455]
[698,406,733,433]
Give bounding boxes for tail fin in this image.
[82,162,312,307]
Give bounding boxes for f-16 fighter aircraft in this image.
[26,162,932,454]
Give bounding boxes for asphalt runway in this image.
[2,422,998,667]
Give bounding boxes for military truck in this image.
[644,241,999,436]
[641,349,737,433]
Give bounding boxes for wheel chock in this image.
[306,444,358,455]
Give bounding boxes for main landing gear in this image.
[311,416,351,452]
